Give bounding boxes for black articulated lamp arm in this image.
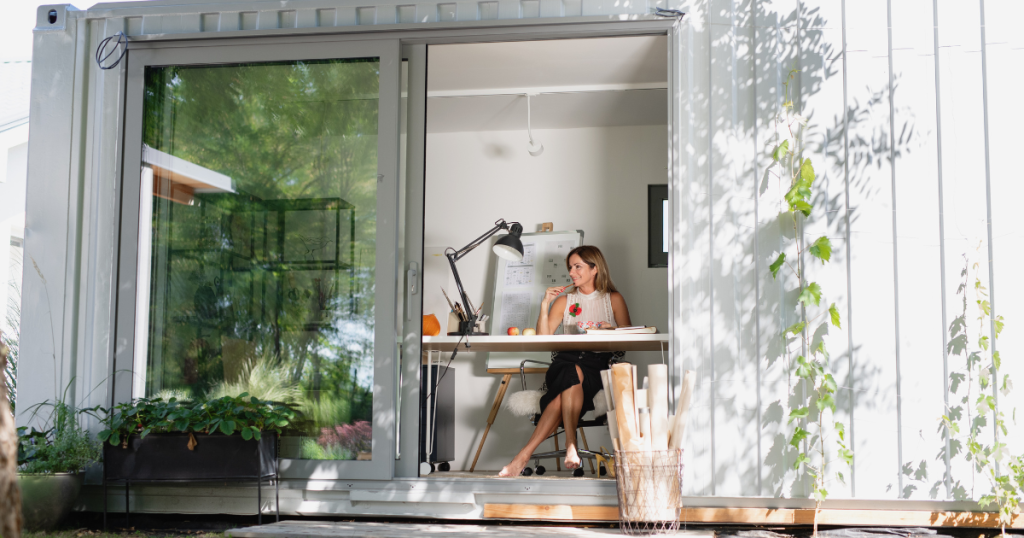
[446,219,523,343]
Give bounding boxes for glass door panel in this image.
[130,53,391,468]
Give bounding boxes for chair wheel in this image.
[599,464,607,476]
[429,463,436,473]
[573,467,585,477]
[535,465,546,475]
[521,466,533,476]
[438,462,450,472]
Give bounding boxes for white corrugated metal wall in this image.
[19,0,1022,511]
[674,0,1024,500]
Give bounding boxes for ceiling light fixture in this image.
[526,93,544,157]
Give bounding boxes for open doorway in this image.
[420,35,670,478]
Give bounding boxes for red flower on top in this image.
[569,303,582,317]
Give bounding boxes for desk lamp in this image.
[446,219,524,339]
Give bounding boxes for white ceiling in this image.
[426,36,668,133]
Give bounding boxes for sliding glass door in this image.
[117,39,401,479]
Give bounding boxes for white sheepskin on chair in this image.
[592,389,608,417]
[503,389,544,417]
[503,388,609,417]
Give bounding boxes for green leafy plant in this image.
[99,392,296,449]
[17,399,101,474]
[764,69,851,536]
[941,247,1020,536]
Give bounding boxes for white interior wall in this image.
[423,124,668,471]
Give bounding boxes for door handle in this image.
[406,262,419,321]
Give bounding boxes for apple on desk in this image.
[507,327,520,336]
[521,328,536,336]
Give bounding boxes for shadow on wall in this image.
[688,0,922,498]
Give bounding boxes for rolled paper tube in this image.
[606,411,619,443]
[668,370,696,450]
[631,364,640,434]
[638,407,652,445]
[634,389,648,410]
[648,364,669,450]
[611,363,641,451]
[601,369,616,415]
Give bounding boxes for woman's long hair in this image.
[566,245,617,294]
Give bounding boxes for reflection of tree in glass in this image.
[141,59,378,458]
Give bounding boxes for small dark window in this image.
[648,185,668,268]
[48,10,58,24]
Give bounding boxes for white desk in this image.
[421,333,669,471]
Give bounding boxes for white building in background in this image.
[0,60,29,352]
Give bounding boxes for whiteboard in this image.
[487,230,584,369]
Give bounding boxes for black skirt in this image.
[539,351,617,419]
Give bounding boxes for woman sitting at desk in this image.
[498,245,631,477]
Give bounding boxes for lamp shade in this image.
[492,224,525,262]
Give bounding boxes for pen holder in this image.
[447,312,461,333]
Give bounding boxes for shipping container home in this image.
[15,0,1024,522]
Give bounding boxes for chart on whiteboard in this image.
[542,240,575,286]
[499,291,532,334]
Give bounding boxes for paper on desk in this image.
[499,291,531,333]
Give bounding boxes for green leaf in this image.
[110,433,121,447]
[788,407,810,425]
[835,422,846,442]
[837,471,846,484]
[795,355,816,380]
[274,418,289,427]
[785,321,806,337]
[241,426,253,441]
[772,140,790,162]
[816,340,830,361]
[798,282,822,306]
[992,350,1001,370]
[800,158,815,185]
[98,430,111,442]
[253,429,262,440]
[770,253,786,280]
[809,236,832,264]
[790,426,809,447]
[816,392,836,413]
[793,453,810,470]
[791,199,813,217]
[829,303,841,328]
[838,447,854,465]
[823,373,838,393]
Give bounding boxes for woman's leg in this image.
[560,365,585,469]
[498,394,564,477]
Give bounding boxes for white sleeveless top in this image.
[559,289,616,334]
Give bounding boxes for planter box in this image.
[104,432,277,481]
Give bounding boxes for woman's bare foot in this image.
[498,457,528,477]
[564,445,581,470]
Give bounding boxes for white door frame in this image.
[116,38,403,480]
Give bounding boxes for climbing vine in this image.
[764,69,852,536]
[941,244,1021,536]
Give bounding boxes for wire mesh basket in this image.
[613,448,684,535]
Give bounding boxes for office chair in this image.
[503,358,616,477]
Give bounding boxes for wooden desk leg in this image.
[554,434,561,471]
[470,374,513,472]
[580,428,595,475]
